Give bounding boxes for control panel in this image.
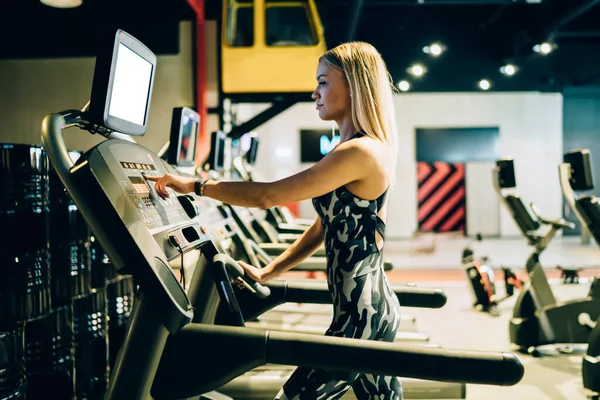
[121,174,186,232]
[118,161,188,232]
[73,140,211,266]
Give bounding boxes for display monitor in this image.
[245,134,259,165]
[564,149,595,192]
[167,107,200,167]
[496,159,516,189]
[88,29,157,136]
[208,131,226,172]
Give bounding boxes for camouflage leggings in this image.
[274,270,403,400]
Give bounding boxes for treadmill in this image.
[42,28,526,400]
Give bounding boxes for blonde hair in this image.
[320,41,398,187]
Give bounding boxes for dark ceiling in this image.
[2,0,600,92]
[310,0,600,92]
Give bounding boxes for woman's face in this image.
[311,60,351,121]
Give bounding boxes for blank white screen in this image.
[108,43,153,126]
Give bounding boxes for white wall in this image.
[0,21,198,153]
[465,161,500,237]
[239,92,563,239]
[396,93,563,239]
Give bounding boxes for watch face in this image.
[195,180,201,196]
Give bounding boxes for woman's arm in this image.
[146,139,371,208]
[240,216,325,283]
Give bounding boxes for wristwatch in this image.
[194,179,210,196]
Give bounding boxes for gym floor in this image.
[281,234,600,400]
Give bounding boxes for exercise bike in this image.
[462,233,522,317]
[496,157,600,357]
[560,149,600,398]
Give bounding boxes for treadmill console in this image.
[77,141,208,264]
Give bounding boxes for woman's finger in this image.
[154,179,163,196]
[234,278,246,290]
[158,177,171,198]
[156,184,167,199]
[143,174,160,181]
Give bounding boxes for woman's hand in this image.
[237,260,268,284]
[143,173,195,199]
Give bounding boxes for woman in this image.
[146,41,403,399]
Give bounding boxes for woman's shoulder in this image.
[343,133,388,158]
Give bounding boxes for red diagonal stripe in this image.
[421,186,465,230]
[421,186,465,231]
[417,162,451,202]
[418,164,464,221]
[417,162,433,184]
[439,206,465,232]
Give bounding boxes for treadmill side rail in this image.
[151,323,524,399]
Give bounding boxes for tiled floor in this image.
[385,234,600,272]
[283,234,600,283]
[401,281,594,400]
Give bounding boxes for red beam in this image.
[186,0,209,166]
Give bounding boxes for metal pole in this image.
[105,290,170,400]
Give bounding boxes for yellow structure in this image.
[221,0,327,96]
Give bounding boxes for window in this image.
[265,0,317,47]
[227,0,254,47]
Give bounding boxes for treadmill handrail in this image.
[151,323,524,399]
[214,253,271,299]
[390,283,447,308]
[262,279,447,309]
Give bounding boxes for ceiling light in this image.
[423,42,445,57]
[478,79,491,91]
[397,80,410,92]
[500,64,518,76]
[40,0,82,8]
[407,64,426,78]
[533,42,554,55]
